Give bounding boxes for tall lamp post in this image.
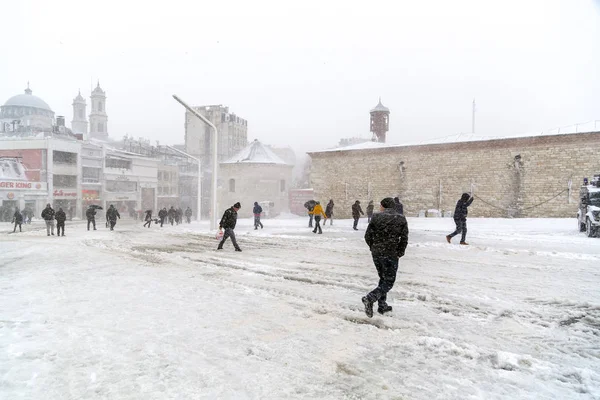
[172,94,219,230]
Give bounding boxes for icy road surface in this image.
[1,217,599,399]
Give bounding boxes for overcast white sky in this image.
[1,0,599,154]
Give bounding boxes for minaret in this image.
[370,98,390,143]
[71,90,88,136]
[89,81,108,140]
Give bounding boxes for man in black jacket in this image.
[253,202,263,230]
[86,206,97,230]
[12,209,23,232]
[324,199,334,226]
[143,209,153,228]
[41,203,55,236]
[106,204,121,231]
[352,200,364,230]
[55,207,67,236]
[184,207,193,223]
[446,193,474,245]
[304,200,316,228]
[362,197,409,318]
[217,202,242,251]
[158,207,167,227]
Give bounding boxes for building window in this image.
[280,180,286,192]
[229,179,235,193]
[105,157,132,169]
[53,151,77,164]
[98,101,103,112]
[54,174,77,188]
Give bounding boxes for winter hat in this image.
[254,202,258,206]
[233,202,241,209]
[380,198,395,209]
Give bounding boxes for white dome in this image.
[3,87,53,112]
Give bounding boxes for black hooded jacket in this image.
[325,201,334,217]
[352,201,364,218]
[364,208,409,257]
[253,203,263,215]
[220,207,238,229]
[454,193,474,220]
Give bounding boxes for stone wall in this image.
[309,132,600,218]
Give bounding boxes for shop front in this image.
[82,189,102,219]
[52,188,78,219]
[0,180,48,221]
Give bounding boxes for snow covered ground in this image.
[1,216,599,399]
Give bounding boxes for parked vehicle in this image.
[577,175,600,238]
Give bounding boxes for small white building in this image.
[219,139,293,218]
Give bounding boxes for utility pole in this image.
[472,98,476,134]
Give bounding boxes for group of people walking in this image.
[144,206,193,228]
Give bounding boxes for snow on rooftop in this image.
[222,139,288,165]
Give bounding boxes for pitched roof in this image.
[222,139,288,165]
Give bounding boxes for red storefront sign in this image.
[0,180,46,190]
[53,189,78,198]
[82,189,99,200]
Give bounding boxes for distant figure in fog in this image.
[324,199,334,225]
[253,202,264,230]
[446,193,474,245]
[217,202,242,252]
[86,206,97,230]
[352,200,364,230]
[310,201,327,234]
[158,207,167,227]
[185,207,193,223]
[55,207,67,237]
[393,197,404,215]
[106,204,121,231]
[12,209,23,232]
[143,209,153,228]
[304,200,316,228]
[366,200,375,223]
[168,206,176,226]
[41,203,55,236]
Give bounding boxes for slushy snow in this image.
[1,217,599,399]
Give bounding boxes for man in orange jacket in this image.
[309,201,327,234]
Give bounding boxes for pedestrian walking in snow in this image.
[366,200,375,223]
[41,203,55,236]
[158,207,167,227]
[253,202,264,230]
[352,200,364,230]
[12,209,23,232]
[217,202,242,252]
[106,204,121,231]
[168,206,176,226]
[446,193,474,245]
[310,201,327,234]
[55,207,67,237]
[361,197,409,318]
[143,210,153,228]
[86,206,97,230]
[184,207,193,223]
[304,200,316,228]
[176,207,183,225]
[394,197,404,215]
[324,199,334,225]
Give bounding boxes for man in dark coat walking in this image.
[168,206,176,226]
[12,209,23,232]
[253,202,263,230]
[143,209,153,228]
[446,193,474,245]
[366,200,375,223]
[393,197,404,215]
[41,203,55,236]
[106,204,121,231]
[362,197,409,318]
[184,207,193,223]
[304,200,316,228]
[217,202,242,251]
[86,206,97,230]
[158,207,167,227]
[352,200,364,230]
[55,207,67,236]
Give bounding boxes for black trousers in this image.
[313,216,322,233]
[57,222,65,236]
[87,218,96,230]
[144,220,152,228]
[353,217,359,229]
[109,220,117,230]
[13,222,21,232]
[218,228,240,250]
[448,219,467,242]
[308,213,313,227]
[366,254,399,307]
[254,215,263,229]
[160,217,165,227]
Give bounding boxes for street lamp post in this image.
[172,94,219,230]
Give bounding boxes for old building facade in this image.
[309,131,600,218]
